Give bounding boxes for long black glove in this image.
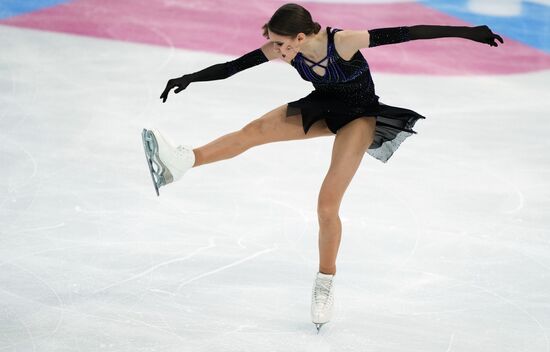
[160,48,269,103]
[368,25,504,48]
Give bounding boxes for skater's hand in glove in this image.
[468,25,504,47]
[160,75,192,103]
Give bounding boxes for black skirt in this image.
[287,92,426,163]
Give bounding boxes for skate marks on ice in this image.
[0,261,66,352]
[175,245,278,291]
[92,238,217,294]
[395,269,550,352]
[2,137,39,217]
[92,236,278,296]
[2,1,550,350]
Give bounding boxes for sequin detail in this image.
[291,27,369,85]
[290,27,378,110]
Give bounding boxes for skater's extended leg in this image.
[193,104,333,167]
[141,104,332,195]
[317,116,376,275]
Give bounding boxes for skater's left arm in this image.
[344,25,504,50]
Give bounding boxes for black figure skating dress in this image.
[286,26,425,163]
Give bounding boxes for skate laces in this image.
[175,145,193,159]
[175,145,186,156]
[314,277,333,305]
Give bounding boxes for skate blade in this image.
[142,128,162,196]
[315,323,325,333]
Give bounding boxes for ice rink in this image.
[1,0,550,351]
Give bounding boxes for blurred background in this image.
[1,1,549,351]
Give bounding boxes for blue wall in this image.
[0,0,73,20]
[421,0,550,52]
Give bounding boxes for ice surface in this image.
[1,2,550,351]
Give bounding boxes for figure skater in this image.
[142,3,503,332]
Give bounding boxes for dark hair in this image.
[262,3,321,39]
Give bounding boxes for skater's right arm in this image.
[160,44,277,103]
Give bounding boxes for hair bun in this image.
[313,22,321,33]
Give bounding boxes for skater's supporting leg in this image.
[311,115,375,330]
[193,104,333,167]
[317,116,376,275]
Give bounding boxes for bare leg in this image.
[192,130,249,167]
[317,117,376,275]
[192,104,333,167]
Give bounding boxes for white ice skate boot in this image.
[141,128,195,196]
[311,272,335,333]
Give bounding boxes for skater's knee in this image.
[241,119,264,137]
[241,118,274,146]
[317,200,340,223]
[317,186,343,220]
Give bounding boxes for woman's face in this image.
[267,30,305,63]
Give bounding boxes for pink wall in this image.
[2,0,549,75]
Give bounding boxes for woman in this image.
[142,3,503,332]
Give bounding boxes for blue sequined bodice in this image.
[291,27,377,105]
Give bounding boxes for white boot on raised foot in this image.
[311,272,335,333]
[141,128,195,196]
